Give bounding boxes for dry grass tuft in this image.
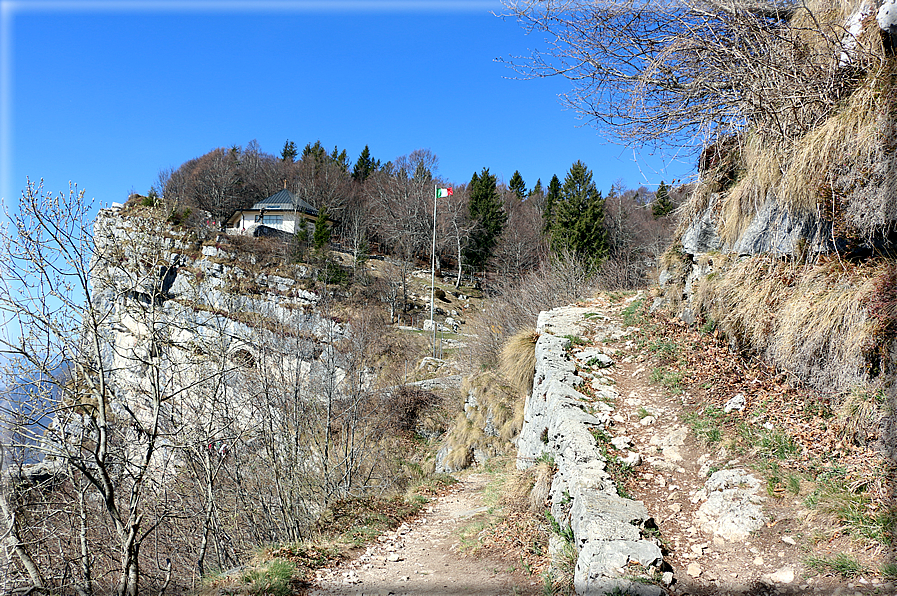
[499,329,539,397]
[719,134,784,244]
[692,257,889,393]
[658,244,690,305]
[440,372,525,470]
[782,83,883,214]
[837,386,885,446]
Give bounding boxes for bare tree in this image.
[499,0,879,148]
[367,150,442,313]
[490,187,546,281]
[0,180,221,595]
[435,184,475,288]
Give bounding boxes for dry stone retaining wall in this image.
[516,306,668,596]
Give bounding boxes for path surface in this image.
[306,474,540,596]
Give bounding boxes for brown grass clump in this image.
[499,329,539,397]
[782,82,884,215]
[718,134,784,245]
[440,372,525,471]
[836,386,886,446]
[657,244,690,304]
[693,257,892,393]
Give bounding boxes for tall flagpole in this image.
[431,185,438,357]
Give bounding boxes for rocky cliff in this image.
[656,1,897,395]
[36,204,351,478]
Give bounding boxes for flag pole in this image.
[431,184,438,357]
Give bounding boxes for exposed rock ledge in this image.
[516,305,668,596]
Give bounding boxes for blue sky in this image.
[1,0,695,211]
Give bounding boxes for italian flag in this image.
[437,187,453,198]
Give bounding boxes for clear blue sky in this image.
[1,0,695,211]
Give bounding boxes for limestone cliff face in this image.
[51,207,348,458]
[516,306,667,596]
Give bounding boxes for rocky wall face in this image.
[82,210,348,444]
[516,305,666,596]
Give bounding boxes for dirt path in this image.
[306,473,540,596]
[589,296,896,595]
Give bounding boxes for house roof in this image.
[251,189,318,217]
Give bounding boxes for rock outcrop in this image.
[37,206,348,472]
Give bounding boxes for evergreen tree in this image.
[529,178,543,199]
[464,168,507,272]
[330,146,350,172]
[550,161,607,268]
[652,180,674,219]
[542,174,561,235]
[281,140,298,163]
[314,206,331,250]
[509,170,526,201]
[303,140,327,161]
[352,145,378,182]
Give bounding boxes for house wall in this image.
[227,211,316,236]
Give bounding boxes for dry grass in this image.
[692,257,889,393]
[782,83,884,215]
[440,372,527,471]
[657,244,690,305]
[499,329,539,397]
[836,386,885,446]
[718,134,784,245]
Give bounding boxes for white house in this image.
[226,189,319,236]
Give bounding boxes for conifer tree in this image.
[352,145,379,182]
[303,140,327,161]
[652,180,674,219]
[542,174,561,235]
[509,170,526,201]
[281,140,298,162]
[529,178,543,199]
[464,168,507,272]
[549,161,607,268]
[314,205,331,250]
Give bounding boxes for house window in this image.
[258,214,283,225]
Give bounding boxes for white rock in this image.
[687,563,702,578]
[724,393,745,413]
[610,435,632,450]
[763,566,794,584]
[782,536,796,545]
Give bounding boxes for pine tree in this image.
[464,168,507,272]
[314,206,331,250]
[550,161,607,268]
[509,170,526,201]
[542,174,561,235]
[303,140,327,161]
[352,145,378,182]
[330,146,349,172]
[652,180,674,219]
[529,178,543,200]
[281,140,298,163]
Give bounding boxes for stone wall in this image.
[516,306,667,596]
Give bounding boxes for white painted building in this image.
[225,189,319,236]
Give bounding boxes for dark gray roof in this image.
[251,189,318,216]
